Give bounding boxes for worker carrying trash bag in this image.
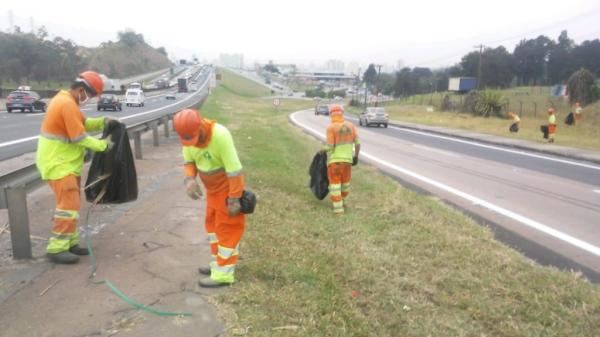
[322,104,360,215]
[174,108,254,288]
[35,71,119,264]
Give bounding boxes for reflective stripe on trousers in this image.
[204,190,245,283]
[47,175,81,253]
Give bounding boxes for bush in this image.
[462,91,506,117]
[567,69,598,106]
[349,99,362,107]
[305,88,326,98]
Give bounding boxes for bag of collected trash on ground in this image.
[564,112,574,125]
[309,151,329,200]
[509,123,519,133]
[540,125,549,139]
[85,121,138,204]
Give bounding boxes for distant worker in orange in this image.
[36,71,117,264]
[547,107,557,143]
[508,111,520,133]
[324,104,360,215]
[574,102,583,125]
[173,108,246,288]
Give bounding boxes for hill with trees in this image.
[0,27,171,88]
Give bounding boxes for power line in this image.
[411,7,600,67]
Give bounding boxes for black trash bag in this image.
[240,190,257,214]
[308,151,329,200]
[509,123,519,133]
[564,112,574,125]
[540,125,549,139]
[85,121,138,204]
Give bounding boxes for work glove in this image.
[352,156,358,166]
[185,177,202,200]
[104,116,120,130]
[104,139,115,152]
[226,197,242,216]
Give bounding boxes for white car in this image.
[125,89,145,107]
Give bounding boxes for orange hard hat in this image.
[329,104,343,115]
[78,71,104,97]
[174,109,203,146]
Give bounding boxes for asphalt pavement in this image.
[0,69,211,162]
[291,109,600,281]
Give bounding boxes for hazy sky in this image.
[3,0,600,70]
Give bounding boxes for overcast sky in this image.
[3,0,600,70]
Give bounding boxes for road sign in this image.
[273,98,280,106]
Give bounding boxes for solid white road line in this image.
[291,111,600,257]
[0,73,211,149]
[0,136,39,148]
[345,115,600,171]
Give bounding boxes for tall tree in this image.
[547,30,575,84]
[513,35,553,85]
[363,64,377,86]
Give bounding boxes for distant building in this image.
[219,53,244,69]
[324,59,345,73]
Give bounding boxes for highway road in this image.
[0,67,212,162]
[291,109,600,281]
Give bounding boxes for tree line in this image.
[364,30,600,97]
[0,28,169,87]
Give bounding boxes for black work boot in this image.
[198,266,211,275]
[69,245,89,256]
[198,277,231,288]
[47,251,80,264]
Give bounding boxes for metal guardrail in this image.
[0,69,213,259]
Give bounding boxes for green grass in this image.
[0,80,70,91]
[372,88,600,151]
[200,71,600,336]
[218,68,271,98]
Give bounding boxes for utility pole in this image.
[8,10,14,33]
[474,44,484,90]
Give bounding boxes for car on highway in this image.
[5,90,47,113]
[125,89,145,107]
[315,104,329,116]
[97,94,122,111]
[165,93,176,100]
[359,107,389,128]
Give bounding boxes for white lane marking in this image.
[345,115,600,171]
[291,111,600,257]
[26,113,45,117]
[594,190,600,194]
[0,73,211,148]
[120,75,209,122]
[412,144,462,158]
[0,136,39,147]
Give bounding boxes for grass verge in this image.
[200,70,600,336]
[368,89,600,151]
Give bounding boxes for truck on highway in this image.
[448,77,476,92]
[178,78,189,93]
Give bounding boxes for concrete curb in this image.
[385,120,600,165]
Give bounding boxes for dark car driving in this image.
[315,104,329,116]
[97,94,122,111]
[5,90,47,113]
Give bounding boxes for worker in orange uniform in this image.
[324,104,360,215]
[173,108,245,288]
[574,102,583,125]
[36,71,117,264]
[547,107,557,143]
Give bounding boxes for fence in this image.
[0,69,212,259]
[388,89,574,119]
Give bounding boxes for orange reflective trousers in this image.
[327,162,352,214]
[47,175,81,253]
[204,189,245,283]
